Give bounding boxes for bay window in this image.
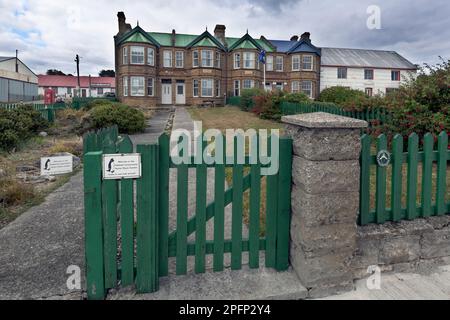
[243,79,254,89]
[215,79,220,97]
[147,48,154,66]
[147,78,154,96]
[201,79,213,97]
[301,80,313,98]
[193,51,199,67]
[122,47,128,65]
[215,52,221,68]
[275,56,283,71]
[131,46,144,64]
[266,56,273,71]
[243,52,255,69]
[234,80,240,96]
[130,76,145,96]
[302,55,313,70]
[123,77,128,96]
[193,79,199,97]
[201,50,213,67]
[291,81,300,93]
[292,55,300,71]
[234,53,241,69]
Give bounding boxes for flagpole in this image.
[263,61,266,91]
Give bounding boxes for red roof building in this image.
[38,75,115,98]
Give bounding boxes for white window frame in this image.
[275,56,283,72]
[201,78,213,97]
[175,51,184,68]
[193,79,199,97]
[266,56,273,71]
[130,76,145,96]
[243,79,255,89]
[302,55,313,71]
[163,50,172,68]
[215,79,220,97]
[365,87,373,97]
[234,53,241,69]
[201,50,213,68]
[123,77,128,96]
[292,55,300,71]
[147,78,154,96]
[123,47,128,65]
[291,81,300,93]
[337,67,347,79]
[147,47,154,66]
[130,46,145,65]
[243,52,255,69]
[192,51,199,68]
[234,80,240,96]
[215,52,221,68]
[301,80,313,98]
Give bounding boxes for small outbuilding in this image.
[0,56,39,103]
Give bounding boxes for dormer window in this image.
[130,46,144,64]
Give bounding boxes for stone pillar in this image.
[282,112,368,298]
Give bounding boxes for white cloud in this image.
[0,0,448,75]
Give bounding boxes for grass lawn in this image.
[188,106,283,235]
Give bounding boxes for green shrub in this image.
[83,99,114,111]
[318,86,367,106]
[240,88,264,111]
[0,106,49,152]
[281,92,310,104]
[90,103,146,134]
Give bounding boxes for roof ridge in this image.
[321,46,397,53]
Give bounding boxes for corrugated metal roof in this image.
[38,75,116,88]
[321,47,416,69]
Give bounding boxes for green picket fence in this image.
[83,128,293,299]
[0,103,59,123]
[359,132,450,225]
[280,101,390,125]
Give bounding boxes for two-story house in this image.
[320,47,417,96]
[114,12,322,107]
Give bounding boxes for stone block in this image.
[291,184,359,226]
[421,228,450,259]
[292,156,360,194]
[379,235,421,265]
[284,124,361,161]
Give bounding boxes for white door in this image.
[176,83,185,105]
[162,84,172,105]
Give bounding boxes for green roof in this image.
[123,32,152,44]
[192,37,219,48]
[148,32,198,47]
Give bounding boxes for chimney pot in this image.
[214,24,226,44]
[300,32,311,41]
[117,12,132,35]
[290,35,299,41]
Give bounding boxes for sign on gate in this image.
[102,153,141,180]
[41,155,73,176]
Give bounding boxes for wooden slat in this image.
[248,152,261,269]
[231,135,243,270]
[421,133,434,217]
[118,136,134,287]
[406,133,419,220]
[195,136,207,274]
[436,132,448,215]
[391,134,403,222]
[101,132,118,289]
[213,135,225,272]
[375,134,387,223]
[359,134,371,225]
[84,151,105,300]
[265,137,278,268]
[276,137,292,271]
[176,136,189,275]
[158,134,170,277]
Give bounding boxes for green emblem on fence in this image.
[376,150,391,167]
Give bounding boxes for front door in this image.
[175,83,185,105]
[162,84,172,105]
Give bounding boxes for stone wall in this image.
[354,215,450,279]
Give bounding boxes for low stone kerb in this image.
[282,112,368,129]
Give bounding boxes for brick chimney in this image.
[171,29,176,46]
[117,12,132,35]
[300,32,311,41]
[214,24,226,44]
[290,35,299,41]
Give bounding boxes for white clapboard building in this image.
[320,48,417,96]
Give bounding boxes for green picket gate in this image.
[83,128,293,299]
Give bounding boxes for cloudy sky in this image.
[1,0,449,76]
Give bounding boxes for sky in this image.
[0,0,449,76]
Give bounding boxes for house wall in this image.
[0,59,38,84]
[320,66,415,95]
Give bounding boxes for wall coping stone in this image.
[282,112,368,129]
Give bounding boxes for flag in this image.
[258,50,266,64]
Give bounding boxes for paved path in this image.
[0,109,171,300]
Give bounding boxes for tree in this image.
[99,69,115,77]
[46,69,66,76]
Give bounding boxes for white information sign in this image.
[41,155,73,176]
[102,153,141,180]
